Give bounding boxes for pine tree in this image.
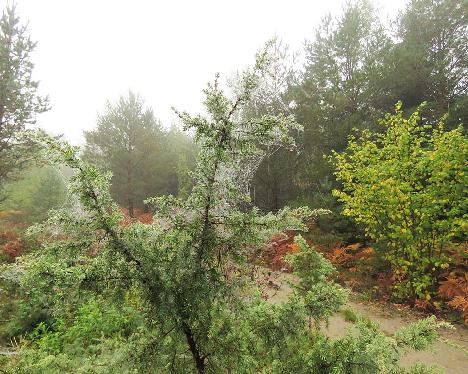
[83,92,167,217]
[289,0,392,202]
[389,0,467,118]
[0,4,49,198]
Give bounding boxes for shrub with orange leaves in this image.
[448,296,468,324]
[329,247,354,266]
[0,210,27,260]
[262,231,300,271]
[323,243,393,294]
[438,269,468,324]
[414,298,433,311]
[438,271,468,299]
[328,243,375,270]
[1,231,24,259]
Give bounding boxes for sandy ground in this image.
[264,271,468,374]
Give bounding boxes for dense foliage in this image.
[1,165,67,224]
[1,46,450,373]
[248,0,467,225]
[0,1,466,371]
[333,103,467,301]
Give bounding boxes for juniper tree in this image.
[0,4,49,198]
[6,44,451,374]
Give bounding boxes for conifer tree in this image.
[389,0,467,119]
[84,92,167,217]
[0,4,49,198]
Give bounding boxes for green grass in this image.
[341,307,374,328]
[342,308,359,322]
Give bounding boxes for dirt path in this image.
[263,270,468,374]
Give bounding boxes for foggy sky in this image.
[9,0,408,144]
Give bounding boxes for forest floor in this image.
[262,270,468,374]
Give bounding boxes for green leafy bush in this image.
[332,102,467,300]
[6,297,144,374]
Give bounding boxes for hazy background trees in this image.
[83,92,195,217]
[389,0,467,123]
[1,165,66,224]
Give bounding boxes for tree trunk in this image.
[128,199,134,218]
[182,321,205,373]
[126,161,134,218]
